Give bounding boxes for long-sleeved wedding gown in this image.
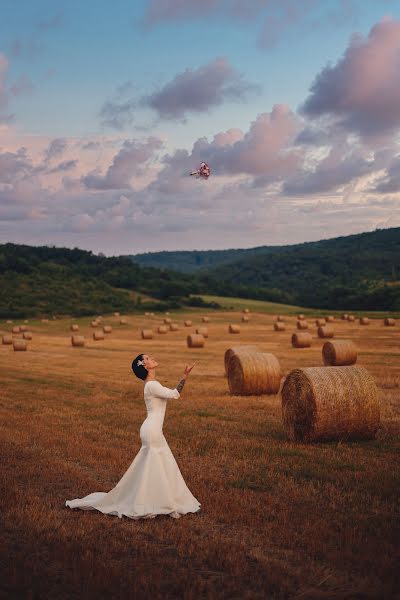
[65,380,201,520]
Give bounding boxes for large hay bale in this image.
[322,340,357,366]
[12,326,21,333]
[347,315,355,322]
[196,327,208,338]
[187,334,205,348]
[291,332,312,348]
[243,308,250,314]
[91,320,99,327]
[359,317,370,325]
[23,332,32,340]
[229,324,240,334]
[317,325,334,338]
[341,313,349,320]
[13,339,27,351]
[141,329,153,339]
[113,312,120,317]
[281,366,380,442]
[296,320,309,330]
[384,318,396,326]
[70,324,79,332]
[227,352,281,396]
[202,316,210,323]
[224,345,259,376]
[20,325,28,332]
[274,322,285,331]
[326,315,335,323]
[158,325,168,334]
[71,335,85,347]
[170,323,179,331]
[184,320,192,327]
[276,315,285,322]
[103,325,112,334]
[164,318,172,325]
[297,314,305,320]
[93,330,104,340]
[241,315,249,323]
[316,318,326,327]
[2,335,13,345]
[119,318,128,325]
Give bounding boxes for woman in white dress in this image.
[65,353,201,520]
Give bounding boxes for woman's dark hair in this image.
[131,353,148,380]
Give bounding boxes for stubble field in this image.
[1,307,399,599]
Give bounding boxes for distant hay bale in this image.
[241,316,249,322]
[243,308,250,314]
[296,320,309,330]
[91,320,99,327]
[71,335,85,347]
[20,325,28,332]
[297,314,305,320]
[165,312,170,315]
[119,318,128,325]
[316,318,326,327]
[113,312,120,317]
[70,324,79,332]
[2,335,13,345]
[196,327,208,338]
[384,318,396,326]
[6,320,13,324]
[41,318,49,323]
[229,324,240,334]
[281,366,380,442]
[227,352,281,396]
[149,312,155,316]
[103,325,112,334]
[359,317,370,325]
[141,329,153,339]
[164,318,172,324]
[93,330,104,341]
[317,325,334,338]
[158,325,168,334]
[12,326,21,333]
[224,345,259,376]
[347,315,355,322]
[24,320,29,324]
[170,323,179,331]
[13,339,27,351]
[184,320,192,327]
[342,313,349,320]
[274,322,285,331]
[202,316,210,323]
[187,334,205,348]
[322,340,357,366]
[276,315,285,322]
[144,312,150,316]
[326,315,335,323]
[23,332,32,340]
[291,332,312,348]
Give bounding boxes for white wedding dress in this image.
[65,380,201,520]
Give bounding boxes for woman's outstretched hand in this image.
[184,362,196,377]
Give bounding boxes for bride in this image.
[65,353,201,520]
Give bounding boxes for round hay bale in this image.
[196,327,208,338]
[229,324,240,334]
[170,323,179,331]
[23,332,32,340]
[184,320,192,327]
[113,312,120,317]
[187,334,205,348]
[165,312,170,315]
[164,318,172,324]
[297,314,305,320]
[341,313,349,320]
[6,320,13,324]
[41,318,49,323]
[316,318,326,327]
[93,330,104,341]
[71,335,85,347]
[13,339,27,351]
[317,325,334,338]
[347,315,355,322]
[2,335,13,345]
[202,316,210,323]
[274,322,285,331]
[241,315,249,322]
[276,315,285,322]
[91,320,99,327]
[144,312,150,316]
[20,325,28,332]
[149,312,155,316]
[224,345,259,376]
[291,332,312,348]
[326,315,335,323]
[158,325,168,334]
[359,317,370,325]
[70,324,79,332]
[243,308,250,314]
[141,329,153,339]
[384,318,396,326]
[103,325,112,334]
[281,366,380,442]
[24,320,29,324]
[12,326,21,334]
[227,352,281,396]
[119,318,128,325]
[296,320,309,330]
[322,340,357,366]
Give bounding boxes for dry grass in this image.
[1,310,399,599]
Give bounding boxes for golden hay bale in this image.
[347,315,355,322]
[91,320,99,327]
[187,334,205,348]
[241,315,249,322]
[243,308,250,314]
[13,339,27,351]
[341,313,349,320]
[165,312,170,315]
[23,332,32,340]
[297,320,309,330]
[297,314,305,320]
[141,329,153,339]
[224,345,259,376]
[144,312,150,316]
[281,366,379,442]
[202,316,210,323]
[158,325,168,334]
[170,323,179,331]
[119,318,128,325]
[184,320,192,327]
[93,330,104,341]
[322,340,357,366]
[326,315,335,322]
[20,325,28,332]
[70,324,79,332]
[12,326,21,333]
[229,324,240,334]
[150,312,155,316]
[71,335,85,347]
[103,325,112,334]
[384,318,396,326]
[196,326,208,338]
[2,335,13,345]
[41,318,49,323]
[291,332,312,348]
[274,322,285,331]
[317,325,334,338]
[164,318,172,324]
[227,352,281,396]
[359,317,370,325]
[113,312,120,317]
[6,320,13,324]
[276,315,285,322]
[24,320,29,323]
[316,318,326,326]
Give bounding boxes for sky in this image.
[1,0,400,256]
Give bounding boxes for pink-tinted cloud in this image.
[372,155,400,193]
[301,18,400,142]
[43,138,67,161]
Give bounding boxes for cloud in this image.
[10,74,34,97]
[99,98,137,130]
[301,18,400,143]
[372,155,400,193]
[47,159,78,174]
[43,138,67,161]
